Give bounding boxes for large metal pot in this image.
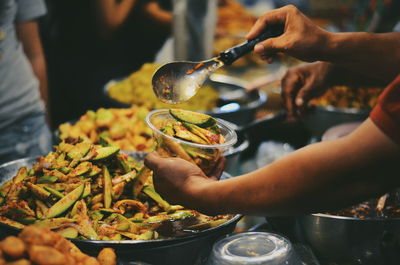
[303,106,369,140]
[294,214,400,265]
[0,156,242,265]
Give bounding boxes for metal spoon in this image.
[152,26,283,104]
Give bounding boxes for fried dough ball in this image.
[81,257,100,265]
[19,226,60,247]
[6,259,31,265]
[28,245,65,265]
[97,248,117,265]
[0,236,26,259]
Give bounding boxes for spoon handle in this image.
[218,25,283,65]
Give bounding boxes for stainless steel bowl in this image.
[294,214,400,265]
[103,74,267,126]
[0,155,242,265]
[303,106,370,139]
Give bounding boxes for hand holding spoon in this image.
[152,26,283,104]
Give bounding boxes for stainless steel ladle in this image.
[152,26,283,104]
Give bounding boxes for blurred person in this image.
[0,0,52,165]
[144,5,400,217]
[44,0,172,126]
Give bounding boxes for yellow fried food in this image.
[0,226,117,265]
[58,106,154,152]
[107,63,219,111]
[311,86,383,109]
[97,248,117,265]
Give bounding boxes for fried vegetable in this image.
[169,109,216,128]
[44,184,84,218]
[0,140,232,241]
[93,146,120,161]
[103,166,112,209]
[142,186,170,211]
[132,167,152,199]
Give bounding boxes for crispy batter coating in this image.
[0,236,26,259]
[0,226,117,265]
[97,248,117,265]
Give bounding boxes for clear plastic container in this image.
[145,109,237,175]
[207,232,302,265]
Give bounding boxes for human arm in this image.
[16,21,48,110]
[145,118,400,216]
[246,5,400,83]
[94,0,138,37]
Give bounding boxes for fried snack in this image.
[0,226,117,265]
[153,109,225,175]
[214,0,263,67]
[107,63,219,111]
[0,140,232,241]
[310,86,383,109]
[58,106,154,151]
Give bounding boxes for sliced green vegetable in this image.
[169,109,216,128]
[44,184,84,218]
[56,227,78,238]
[173,124,208,144]
[67,142,91,160]
[27,183,51,200]
[142,186,170,211]
[132,167,152,198]
[37,175,58,184]
[0,217,25,229]
[82,183,91,198]
[92,146,120,161]
[44,186,64,199]
[35,217,76,229]
[103,166,112,208]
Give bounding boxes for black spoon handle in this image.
[218,25,284,65]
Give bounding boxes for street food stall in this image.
[1,0,399,265]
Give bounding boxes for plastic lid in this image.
[208,232,294,265]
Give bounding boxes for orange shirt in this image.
[370,75,400,145]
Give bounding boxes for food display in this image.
[0,140,233,240]
[107,63,219,111]
[326,192,400,219]
[58,106,154,152]
[310,86,383,109]
[0,226,117,265]
[147,109,236,175]
[215,0,261,67]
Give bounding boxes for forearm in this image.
[322,32,400,83]
[96,0,137,36]
[193,119,400,216]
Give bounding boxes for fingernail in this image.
[254,44,264,53]
[296,98,303,107]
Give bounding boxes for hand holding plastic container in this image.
[146,109,237,175]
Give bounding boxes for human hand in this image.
[246,5,331,63]
[281,62,333,119]
[144,152,223,206]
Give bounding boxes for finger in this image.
[209,156,226,181]
[246,7,287,40]
[144,151,162,171]
[281,71,302,117]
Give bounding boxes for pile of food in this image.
[107,63,219,111]
[0,226,116,265]
[326,192,400,219]
[58,106,154,152]
[151,109,227,175]
[310,86,383,109]
[0,140,232,240]
[215,0,262,67]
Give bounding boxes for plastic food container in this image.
[207,232,301,265]
[146,109,237,175]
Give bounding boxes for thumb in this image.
[144,151,163,171]
[254,37,285,57]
